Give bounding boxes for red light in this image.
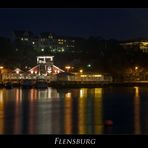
[104,120,113,126]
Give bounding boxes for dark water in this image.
[0,86,147,134]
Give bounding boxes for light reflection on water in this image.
[0,87,147,134]
[134,87,141,134]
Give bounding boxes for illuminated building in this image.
[29,56,64,75]
[120,39,148,53]
[13,31,79,53]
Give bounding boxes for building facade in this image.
[13,31,79,53]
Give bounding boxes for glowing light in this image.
[134,86,139,97]
[80,69,83,73]
[64,92,72,134]
[35,71,37,74]
[80,89,87,98]
[32,42,35,44]
[65,66,71,72]
[94,75,102,77]
[135,66,138,70]
[16,70,19,74]
[80,75,87,77]
[134,86,141,134]
[30,70,34,74]
[0,89,4,134]
[87,64,91,68]
[65,92,71,98]
[0,66,3,69]
[41,48,44,52]
[94,88,103,134]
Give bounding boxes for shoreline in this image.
[49,81,148,88]
[1,81,148,89]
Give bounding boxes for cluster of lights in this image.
[80,74,102,78]
[0,66,3,69]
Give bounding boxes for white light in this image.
[16,70,19,74]
[41,48,44,52]
[32,42,35,44]
[30,70,33,74]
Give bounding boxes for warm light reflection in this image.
[14,89,22,134]
[86,89,94,134]
[47,87,51,99]
[134,87,141,134]
[28,89,37,134]
[80,88,87,98]
[64,92,72,134]
[134,86,139,97]
[47,88,60,100]
[30,89,36,102]
[94,88,103,134]
[65,92,71,98]
[78,89,87,134]
[0,90,4,134]
[38,90,48,100]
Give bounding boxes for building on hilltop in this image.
[120,39,148,53]
[13,31,80,53]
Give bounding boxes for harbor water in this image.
[0,86,147,134]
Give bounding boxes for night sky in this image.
[1,8,148,40]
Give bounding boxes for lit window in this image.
[58,41,63,45]
[61,48,65,52]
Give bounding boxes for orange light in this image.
[30,70,34,74]
[80,69,83,73]
[65,66,71,72]
[16,70,19,74]
[135,66,138,70]
[0,66,3,69]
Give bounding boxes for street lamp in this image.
[65,66,71,72]
[80,69,83,74]
[134,66,139,81]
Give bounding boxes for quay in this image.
[1,55,148,89]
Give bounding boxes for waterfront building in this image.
[2,55,64,81]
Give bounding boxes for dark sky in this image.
[1,8,148,40]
